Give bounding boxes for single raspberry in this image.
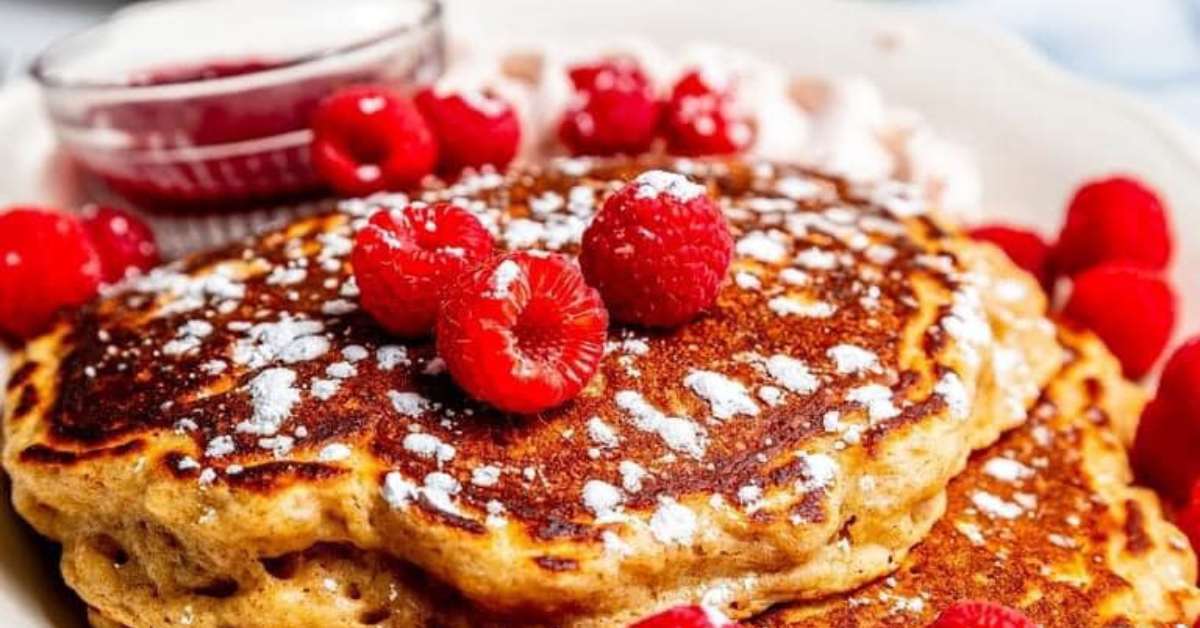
[1062,263,1176,379]
[79,205,160,283]
[311,85,437,197]
[662,69,754,157]
[966,225,1052,288]
[1053,175,1172,276]
[1176,480,1200,554]
[930,601,1037,628]
[567,56,652,93]
[415,87,521,176]
[1132,337,1200,504]
[436,252,608,414]
[630,605,740,628]
[580,170,732,327]
[352,202,494,337]
[0,208,101,340]
[558,62,661,156]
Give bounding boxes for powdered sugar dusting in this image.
[934,372,970,420]
[402,432,456,465]
[846,384,900,422]
[388,391,429,417]
[735,231,788,264]
[649,498,698,545]
[582,480,624,521]
[587,416,621,449]
[768,296,835,318]
[614,390,706,458]
[231,316,329,369]
[684,370,759,420]
[827,344,879,374]
[619,460,647,493]
[765,355,819,394]
[971,490,1024,519]
[236,368,300,436]
[982,457,1034,483]
[318,443,352,462]
[488,259,524,299]
[633,170,705,201]
[793,247,839,270]
[796,452,839,492]
[382,472,418,509]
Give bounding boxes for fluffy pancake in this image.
[4,157,1062,625]
[755,326,1200,626]
[79,327,1200,627]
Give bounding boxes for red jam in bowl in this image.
[126,59,286,86]
[33,0,444,210]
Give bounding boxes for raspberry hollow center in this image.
[512,296,571,365]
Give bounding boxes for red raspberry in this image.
[79,205,160,283]
[311,85,437,197]
[1176,481,1200,554]
[352,202,493,337]
[930,601,1037,628]
[630,605,740,628]
[662,69,754,157]
[966,225,1052,288]
[1062,263,1175,379]
[580,170,732,327]
[415,87,521,176]
[558,60,661,157]
[436,252,608,414]
[0,208,101,340]
[1132,337,1200,504]
[567,56,652,93]
[1053,175,1172,277]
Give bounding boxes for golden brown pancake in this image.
[4,157,1064,625]
[77,327,1200,627]
[755,326,1200,627]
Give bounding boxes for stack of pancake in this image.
[4,157,1197,626]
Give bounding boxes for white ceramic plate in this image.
[2,1,1199,624]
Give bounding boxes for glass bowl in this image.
[32,0,444,211]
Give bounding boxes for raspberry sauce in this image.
[77,58,379,210]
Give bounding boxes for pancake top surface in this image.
[20,157,980,528]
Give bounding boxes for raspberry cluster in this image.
[311,85,522,197]
[309,57,758,198]
[0,206,158,341]
[559,58,755,158]
[352,170,732,414]
[969,176,1176,379]
[967,176,1200,566]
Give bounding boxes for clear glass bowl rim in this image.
[29,0,443,92]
